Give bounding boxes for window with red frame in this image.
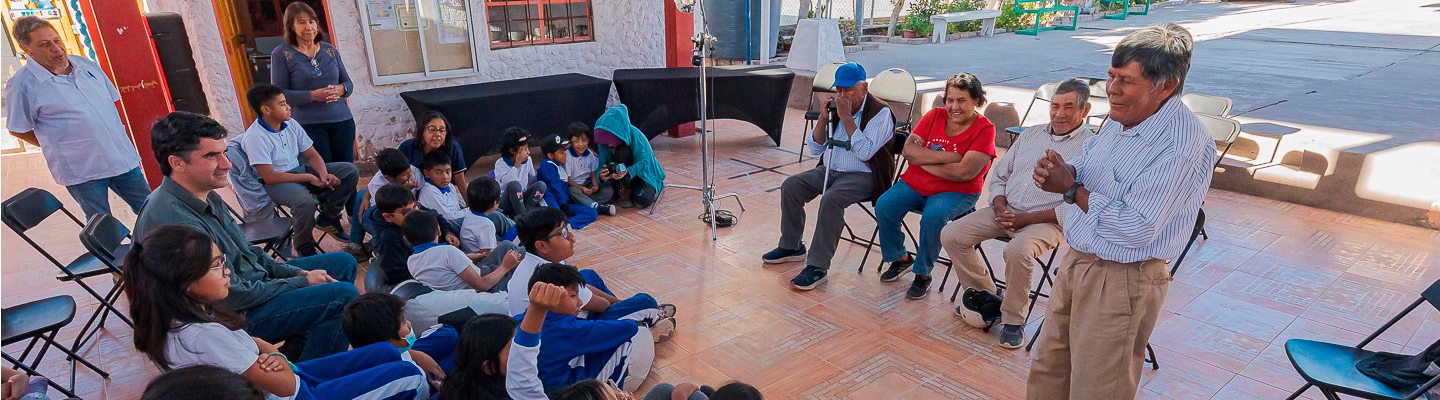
[486,0,594,48]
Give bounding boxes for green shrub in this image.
[996,2,1040,32]
[838,18,861,45]
[897,0,990,37]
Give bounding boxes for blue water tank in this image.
[703,0,781,60]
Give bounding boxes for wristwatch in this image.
[1063,182,1084,204]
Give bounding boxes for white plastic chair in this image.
[869,68,919,135]
[1196,113,1241,168]
[1182,93,1233,117]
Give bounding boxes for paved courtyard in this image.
[3,1,1439,398]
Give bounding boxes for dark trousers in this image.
[301,119,357,163]
[244,252,360,361]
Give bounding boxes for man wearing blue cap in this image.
[762,62,897,290]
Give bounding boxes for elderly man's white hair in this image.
[1112,23,1194,97]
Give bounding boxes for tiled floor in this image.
[4,109,1438,399]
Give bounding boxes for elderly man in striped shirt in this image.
[942,78,1095,349]
[1027,23,1214,399]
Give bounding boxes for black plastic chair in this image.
[364,262,394,295]
[2,295,110,398]
[1,189,132,350]
[1285,279,1440,399]
[391,280,435,300]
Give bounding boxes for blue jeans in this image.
[64,166,150,220]
[348,189,369,244]
[875,180,979,276]
[244,252,360,361]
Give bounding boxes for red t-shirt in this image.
[899,108,997,196]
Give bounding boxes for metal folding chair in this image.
[1285,277,1440,400]
[797,62,846,162]
[1,189,133,351]
[3,295,110,398]
[1003,82,1059,142]
[75,213,136,351]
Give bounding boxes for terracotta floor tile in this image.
[1150,315,1268,372]
[1177,291,1296,342]
[1212,375,1301,400]
[1140,347,1235,400]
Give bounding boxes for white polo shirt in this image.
[4,55,141,186]
[239,118,313,173]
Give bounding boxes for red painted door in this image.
[77,0,173,188]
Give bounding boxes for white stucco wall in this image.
[152,0,665,162]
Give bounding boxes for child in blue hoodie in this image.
[514,262,676,391]
[536,134,600,229]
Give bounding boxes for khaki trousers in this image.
[939,207,1064,325]
[1025,250,1170,400]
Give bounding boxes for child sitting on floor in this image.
[417,151,468,226]
[342,292,459,373]
[348,148,423,254]
[494,127,547,218]
[518,263,674,390]
[365,184,459,286]
[537,134,601,229]
[563,122,619,212]
[402,210,514,329]
[462,176,520,256]
[506,207,676,322]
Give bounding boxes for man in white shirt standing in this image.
[1027,23,1214,400]
[4,17,150,219]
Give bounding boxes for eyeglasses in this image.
[210,253,230,276]
[425,126,448,133]
[545,225,572,241]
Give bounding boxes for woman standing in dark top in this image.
[399,111,469,196]
[270,2,356,163]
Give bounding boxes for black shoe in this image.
[316,214,347,240]
[598,204,617,215]
[879,256,914,282]
[906,275,932,299]
[762,245,807,264]
[998,324,1025,349]
[956,288,1003,330]
[791,265,828,290]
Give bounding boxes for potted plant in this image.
[902,29,916,38]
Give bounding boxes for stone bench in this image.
[929,10,1002,43]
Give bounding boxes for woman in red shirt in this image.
[875,73,997,299]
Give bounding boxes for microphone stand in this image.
[651,0,744,242]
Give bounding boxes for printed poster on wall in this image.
[396,3,419,31]
[367,0,397,30]
[436,0,468,44]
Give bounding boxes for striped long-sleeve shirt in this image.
[988,123,1094,213]
[1060,96,1215,263]
[807,98,894,173]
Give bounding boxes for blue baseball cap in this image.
[832,62,867,88]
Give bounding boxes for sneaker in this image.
[955,288,1003,329]
[790,265,828,290]
[344,242,371,262]
[879,256,914,282]
[906,275,932,300]
[598,204,617,215]
[658,303,678,319]
[762,245,807,264]
[650,317,677,343]
[315,214,347,240]
[998,324,1025,349]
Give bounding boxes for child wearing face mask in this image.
[342,292,460,374]
[123,224,441,399]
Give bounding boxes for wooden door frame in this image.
[212,0,336,124]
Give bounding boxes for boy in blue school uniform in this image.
[513,262,675,390]
[342,292,459,373]
[535,134,600,229]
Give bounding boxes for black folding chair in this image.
[225,202,294,261]
[1,189,132,351]
[3,295,110,398]
[74,213,136,351]
[391,280,435,300]
[797,62,846,162]
[940,236,1060,334]
[364,261,395,295]
[1285,278,1440,400]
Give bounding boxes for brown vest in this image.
[827,93,897,200]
